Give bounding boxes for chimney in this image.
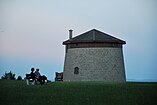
[69,29,73,40]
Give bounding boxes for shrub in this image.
[1,71,16,80]
[17,76,22,80]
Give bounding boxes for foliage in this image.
[17,76,22,80]
[0,80,157,105]
[1,71,16,80]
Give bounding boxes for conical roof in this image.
[63,29,126,45]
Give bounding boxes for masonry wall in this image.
[63,47,126,82]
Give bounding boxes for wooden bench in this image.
[55,72,63,82]
[26,74,35,85]
[26,74,47,85]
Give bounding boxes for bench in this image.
[55,72,63,82]
[26,74,36,85]
[26,74,47,85]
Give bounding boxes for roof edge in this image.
[63,29,126,45]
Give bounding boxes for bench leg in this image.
[32,80,35,85]
[26,79,29,85]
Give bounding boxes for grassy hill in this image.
[0,80,157,105]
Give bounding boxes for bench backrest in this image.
[26,74,34,79]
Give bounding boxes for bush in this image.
[1,71,16,80]
[17,76,22,80]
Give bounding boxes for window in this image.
[74,67,79,74]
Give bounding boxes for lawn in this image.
[0,80,157,105]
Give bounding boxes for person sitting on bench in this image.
[26,68,47,85]
[35,68,41,80]
[35,69,47,84]
[26,68,36,85]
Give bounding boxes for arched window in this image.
[74,67,79,74]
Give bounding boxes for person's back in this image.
[30,68,35,80]
[35,69,41,78]
[26,67,35,85]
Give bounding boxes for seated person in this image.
[26,68,47,85]
[26,68,36,85]
[35,69,41,79]
[35,69,47,84]
[30,68,35,80]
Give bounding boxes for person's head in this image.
[31,68,35,72]
[36,69,39,71]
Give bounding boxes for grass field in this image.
[0,80,157,105]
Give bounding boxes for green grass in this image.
[0,80,157,105]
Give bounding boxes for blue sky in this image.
[0,0,157,81]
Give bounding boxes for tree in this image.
[17,76,22,80]
[1,71,16,80]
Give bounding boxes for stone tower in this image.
[63,29,126,82]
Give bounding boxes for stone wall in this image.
[63,47,126,82]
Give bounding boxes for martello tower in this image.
[63,29,126,82]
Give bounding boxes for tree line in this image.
[1,71,22,80]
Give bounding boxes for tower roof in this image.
[63,29,126,45]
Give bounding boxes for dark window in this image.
[74,67,79,74]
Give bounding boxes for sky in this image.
[0,0,157,81]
